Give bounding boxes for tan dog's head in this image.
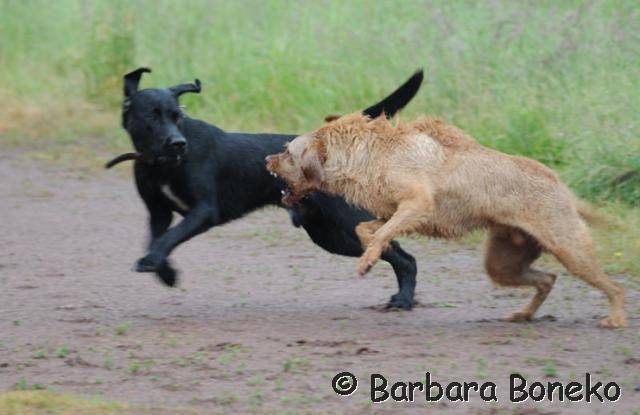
[266,132,327,206]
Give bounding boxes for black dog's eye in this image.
[171,111,182,122]
[151,108,162,120]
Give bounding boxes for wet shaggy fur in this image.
[266,113,627,328]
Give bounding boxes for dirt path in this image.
[1,154,639,414]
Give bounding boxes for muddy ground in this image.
[1,153,639,414]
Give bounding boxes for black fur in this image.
[120,68,421,309]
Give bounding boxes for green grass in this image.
[54,346,69,359]
[591,203,640,276]
[0,0,637,272]
[0,391,127,415]
[113,322,131,336]
[0,391,198,415]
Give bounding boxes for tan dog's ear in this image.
[324,114,341,122]
[301,141,326,188]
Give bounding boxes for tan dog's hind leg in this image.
[485,226,556,322]
[550,229,626,328]
[357,185,433,275]
[519,216,626,328]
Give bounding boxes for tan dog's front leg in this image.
[355,219,385,249]
[357,188,433,276]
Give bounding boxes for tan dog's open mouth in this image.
[266,171,305,206]
[266,156,303,206]
[270,172,303,206]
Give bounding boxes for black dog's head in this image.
[121,67,201,166]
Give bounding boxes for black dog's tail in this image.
[362,69,423,119]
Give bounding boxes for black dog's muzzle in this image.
[166,135,187,156]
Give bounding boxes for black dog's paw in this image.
[134,254,163,273]
[385,294,413,311]
[156,262,178,287]
[135,256,178,287]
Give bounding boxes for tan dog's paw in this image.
[356,255,376,276]
[599,315,628,329]
[504,311,533,323]
[357,245,382,276]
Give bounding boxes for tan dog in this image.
[265,113,627,328]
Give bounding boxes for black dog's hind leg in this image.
[293,198,417,309]
[381,241,417,310]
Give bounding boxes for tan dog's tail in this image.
[575,199,612,228]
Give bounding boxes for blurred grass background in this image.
[0,0,638,273]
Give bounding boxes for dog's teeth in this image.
[281,190,285,195]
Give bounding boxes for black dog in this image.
[109,68,421,309]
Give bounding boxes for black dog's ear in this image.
[362,69,423,119]
[169,79,202,98]
[124,67,151,98]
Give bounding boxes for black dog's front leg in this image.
[136,204,217,279]
[146,203,178,286]
[149,204,173,241]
